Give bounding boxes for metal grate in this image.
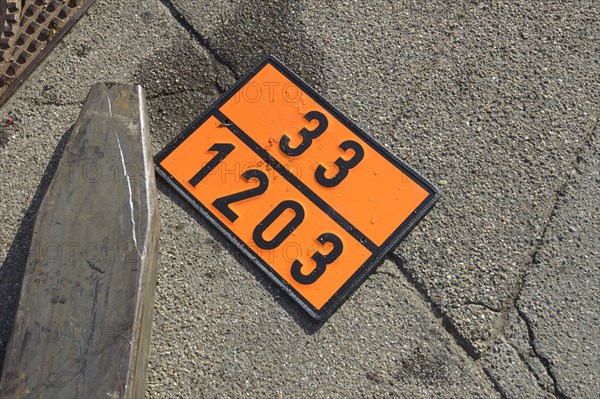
[0,0,96,107]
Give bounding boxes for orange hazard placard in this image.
[155,56,439,319]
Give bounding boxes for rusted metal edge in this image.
[0,0,97,108]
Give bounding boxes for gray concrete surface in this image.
[512,125,598,398]
[0,0,598,398]
[481,125,599,398]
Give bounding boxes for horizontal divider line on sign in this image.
[213,108,378,253]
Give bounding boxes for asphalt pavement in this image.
[0,1,598,398]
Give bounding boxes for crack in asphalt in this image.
[499,119,597,399]
[516,305,569,399]
[388,253,481,359]
[387,116,598,398]
[388,116,596,396]
[158,0,238,80]
[389,253,506,397]
[492,116,598,345]
[481,369,510,399]
[505,335,557,397]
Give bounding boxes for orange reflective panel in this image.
[219,63,430,246]
[156,56,439,319]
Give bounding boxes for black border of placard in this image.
[154,55,440,321]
